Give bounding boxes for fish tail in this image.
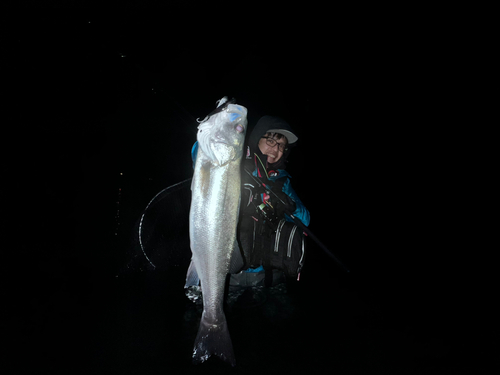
[192,313,236,366]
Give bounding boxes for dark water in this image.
[3,162,496,374]
[4,242,496,375]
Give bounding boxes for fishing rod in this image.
[243,168,350,273]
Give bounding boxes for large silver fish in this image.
[186,97,247,365]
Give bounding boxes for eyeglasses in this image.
[262,136,288,152]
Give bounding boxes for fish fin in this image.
[192,313,236,366]
[184,260,200,288]
[210,142,236,166]
[229,242,244,274]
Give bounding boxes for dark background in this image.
[3,11,494,374]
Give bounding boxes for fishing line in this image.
[255,154,269,179]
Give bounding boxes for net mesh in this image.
[123,178,192,273]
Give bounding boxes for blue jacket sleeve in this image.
[191,141,198,168]
[282,178,310,227]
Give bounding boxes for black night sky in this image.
[3,11,494,374]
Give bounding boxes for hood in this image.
[246,115,298,174]
[247,115,298,150]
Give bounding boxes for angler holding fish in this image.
[185,98,346,366]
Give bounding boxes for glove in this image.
[274,193,296,218]
[264,180,296,218]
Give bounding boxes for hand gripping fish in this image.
[186,97,247,366]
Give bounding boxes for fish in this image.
[186,97,247,366]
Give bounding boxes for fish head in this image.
[197,98,248,166]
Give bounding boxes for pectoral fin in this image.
[210,142,236,166]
